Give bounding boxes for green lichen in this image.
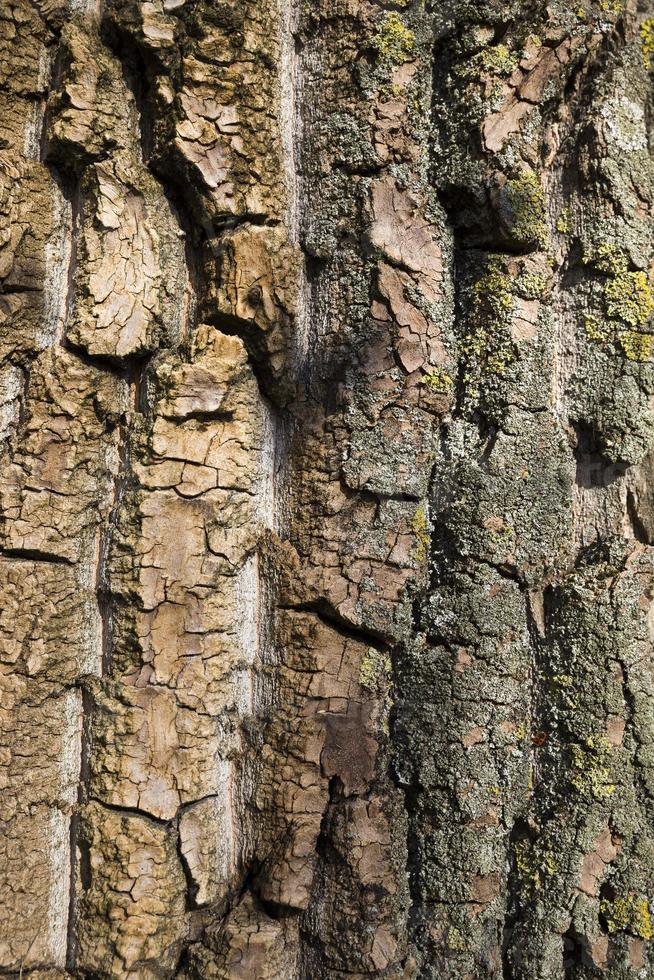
[515,838,558,897]
[583,314,612,343]
[506,170,548,250]
[550,673,573,687]
[461,44,519,79]
[547,672,577,710]
[447,927,466,951]
[359,647,392,692]
[515,271,549,299]
[604,270,654,328]
[584,245,654,360]
[325,112,378,171]
[556,208,572,234]
[619,330,653,362]
[570,734,616,800]
[420,367,454,392]
[641,18,654,68]
[514,721,528,742]
[524,33,543,51]
[412,503,430,562]
[489,522,515,549]
[462,258,515,393]
[601,894,653,940]
[593,242,628,276]
[372,13,415,72]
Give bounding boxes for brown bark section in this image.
[1,0,654,978]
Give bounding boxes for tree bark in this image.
[2,0,654,976]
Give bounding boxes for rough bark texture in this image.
[2,0,654,977]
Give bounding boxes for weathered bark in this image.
[2,0,654,977]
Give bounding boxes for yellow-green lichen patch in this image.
[604,269,654,328]
[619,330,653,362]
[550,673,573,686]
[488,520,515,552]
[359,647,392,692]
[447,927,466,951]
[570,734,616,800]
[556,208,572,234]
[505,170,548,250]
[420,367,454,392]
[546,672,577,710]
[584,244,654,360]
[583,314,612,344]
[593,242,628,276]
[514,721,528,743]
[599,0,624,13]
[523,33,542,52]
[372,13,415,72]
[641,18,654,68]
[515,838,558,897]
[462,258,515,393]
[461,43,519,79]
[600,894,653,940]
[515,270,549,300]
[412,503,430,563]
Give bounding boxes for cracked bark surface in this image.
[2,0,654,977]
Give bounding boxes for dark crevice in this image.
[501,819,538,978]
[572,422,628,489]
[0,967,54,979]
[297,778,341,975]
[87,796,172,828]
[337,474,421,506]
[0,547,72,565]
[60,338,150,381]
[96,531,114,678]
[65,683,94,973]
[562,925,592,976]
[62,181,81,344]
[173,946,190,978]
[279,598,393,649]
[627,490,649,544]
[161,408,234,425]
[525,585,547,781]
[176,821,199,912]
[255,892,301,923]
[128,352,155,415]
[98,386,132,677]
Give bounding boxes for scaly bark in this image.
[2,0,654,978]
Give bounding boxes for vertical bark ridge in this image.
[2,1,654,978]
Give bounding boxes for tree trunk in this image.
[2,0,654,976]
